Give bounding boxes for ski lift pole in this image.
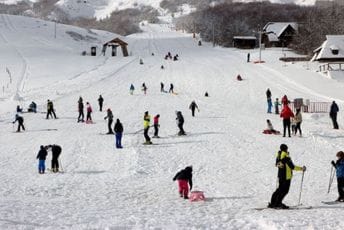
[298,171,305,206]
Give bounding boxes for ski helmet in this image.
[280,144,288,151]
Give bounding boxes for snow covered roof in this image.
[314,35,344,60]
[233,36,256,40]
[263,22,298,42]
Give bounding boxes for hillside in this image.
[1,14,344,229]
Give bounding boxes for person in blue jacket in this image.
[36,146,48,174]
[331,151,344,202]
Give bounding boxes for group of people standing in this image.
[36,144,62,174]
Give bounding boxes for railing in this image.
[289,102,330,113]
[319,62,344,72]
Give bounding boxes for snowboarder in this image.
[247,53,250,62]
[13,114,25,132]
[114,119,123,148]
[28,101,37,113]
[281,95,289,106]
[86,102,93,123]
[263,119,280,134]
[330,101,339,129]
[269,144,306,209]
[331,151,344,202]
[130,84,135,95]
[294,108,302,137]
[274,98,280,114]
[189,101,199,117]
[46,99,57,119]
[173,166,193,199]
[160,82,165,93]
[266,89,272,113]
[77,97,84,122]
[169,83,174,94]
[36,145,48,174]
[153,114,160,138]
[47,144,62,173]
[104,108,114,134]
[142,83,147,95]
[143,111,152,144]
[98,95,104,112]
[280,104,294,137]
[176,111,186,135]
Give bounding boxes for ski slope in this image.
[1,14,344,229]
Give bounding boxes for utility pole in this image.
[54,20,57,39]
[212,23,215,47]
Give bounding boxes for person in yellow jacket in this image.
[143,111,152,144]
[269,144,306,209]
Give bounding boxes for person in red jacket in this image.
[280,105,294,137]
[281,95,289,106]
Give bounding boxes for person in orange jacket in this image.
[280,105,294,137]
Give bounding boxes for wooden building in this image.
[313,35,344,62]
[262,22,297,47]
[233,36,256,49]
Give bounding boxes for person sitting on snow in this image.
[237,74,243,81]
[263,119,280,134]
[173,166,193,199]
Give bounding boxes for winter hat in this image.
[337,151,344,158]
[280,144,288,151]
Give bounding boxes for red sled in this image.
[262,129,280,135]
[190,191,205,202]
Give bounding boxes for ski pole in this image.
[298,170,305,206]
[327,165,335,194]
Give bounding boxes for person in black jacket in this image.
[114,119,123,148]
[13,114,25,132]
[98,95,104,112]
[36,145,48,174]
[46,99,57,119]
[189,101,199,117]
[47,144,62,173]
[173,166,193,199]
[176,111,185,135]
[77,97,84,122]
[330,101,339,129]
[104,108,114,134]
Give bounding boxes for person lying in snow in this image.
[263,119,280,134]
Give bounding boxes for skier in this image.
[330,101,339,129]
[161,65,164,70]
[205,92,209,97]
[160,82,165,93]
[143,111,152,144]
[173,55,178,61]
[47,144,62,173]
[16,105,22,113]
[331,151,344,202]
[266,89,272,113]
[247,53,250,62]
[269,144,306,209]
[169,83,174,94]
[274,98,280,114]
[142,83,147,95]
[28,101,37,113]
[153,114,160,138]
[36,145,48,174]
[263,119,280,134]
[77,97,84,122]
[140,58,144,65]
[114,119,123,148]
[13,114,25,132]
[176,111,186,135]
[294,108,302,137]
[86,102,93,123]
[104,108,114,134]
[281,95,289,106]
[98,95,104,112]
[280,104,294,137]
[130,84,135,95]
[46,99,57,119]
[189,101,199,117]
[173,166,193,199]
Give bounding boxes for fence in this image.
[289,102,330,113]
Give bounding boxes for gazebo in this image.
[102,38,129,57]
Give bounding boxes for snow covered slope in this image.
[1,14,344,229]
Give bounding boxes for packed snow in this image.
[1,14,344,229]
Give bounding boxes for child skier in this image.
[36,145,48,174]
[294,108,302,136]
[86,102,93,123]
[153,114,160,138]
[274,98,280,114]
[331,151,344,202]
[13,114,25,132]
[173,166,193,199]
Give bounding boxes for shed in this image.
[103,38,129,57]
[313,35,344,62]
[262,22,297,47]
[233,36,256,49]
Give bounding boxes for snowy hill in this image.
[1,14,344,229]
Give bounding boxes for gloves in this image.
[302,166,307,172]
[331,161,336,167]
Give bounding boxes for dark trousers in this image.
[295,122,302,135]
[51,158,59,172]
[46,109,57,119]
[191,109,195,117]
[17,122,25,132]
[338,177,344,199]
[115,133,122,148]
[108,120,113,133]
[331,114,339,129]
[283,119,291,137]
[86,112,92,121]
[144,127,150,142]
[270,179,291,206]
[178,123,185,135]
[275,105,279,114]
[154,124,159,137]
[78,110,84,122]
[99,103,103,112]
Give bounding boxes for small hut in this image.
[103,38,129,57]
[233,36,256,49]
